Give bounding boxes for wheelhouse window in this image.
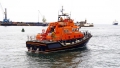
[64,29,69,33]
[72,28,78,32]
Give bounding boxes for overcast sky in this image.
[0,0,120,24]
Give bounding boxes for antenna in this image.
[70,11,71,18]
[61,6,64,15]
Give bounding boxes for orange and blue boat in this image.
[26,6,92,53]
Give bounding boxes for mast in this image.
[58,6,64,21]
[61,6,64,15]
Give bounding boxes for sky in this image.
[0,0,120,24]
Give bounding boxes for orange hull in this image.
[26,6,92,53]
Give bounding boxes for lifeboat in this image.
[26,6,92,53]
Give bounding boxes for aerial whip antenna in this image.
[61,6,64,15]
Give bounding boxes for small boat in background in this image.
[75,20,94,27]
[113,20,118,25]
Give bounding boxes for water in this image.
[0,24,120,68]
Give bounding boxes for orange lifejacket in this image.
[41,33,46,40]
[36,33,41,40]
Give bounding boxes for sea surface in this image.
[0,24,120,68]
